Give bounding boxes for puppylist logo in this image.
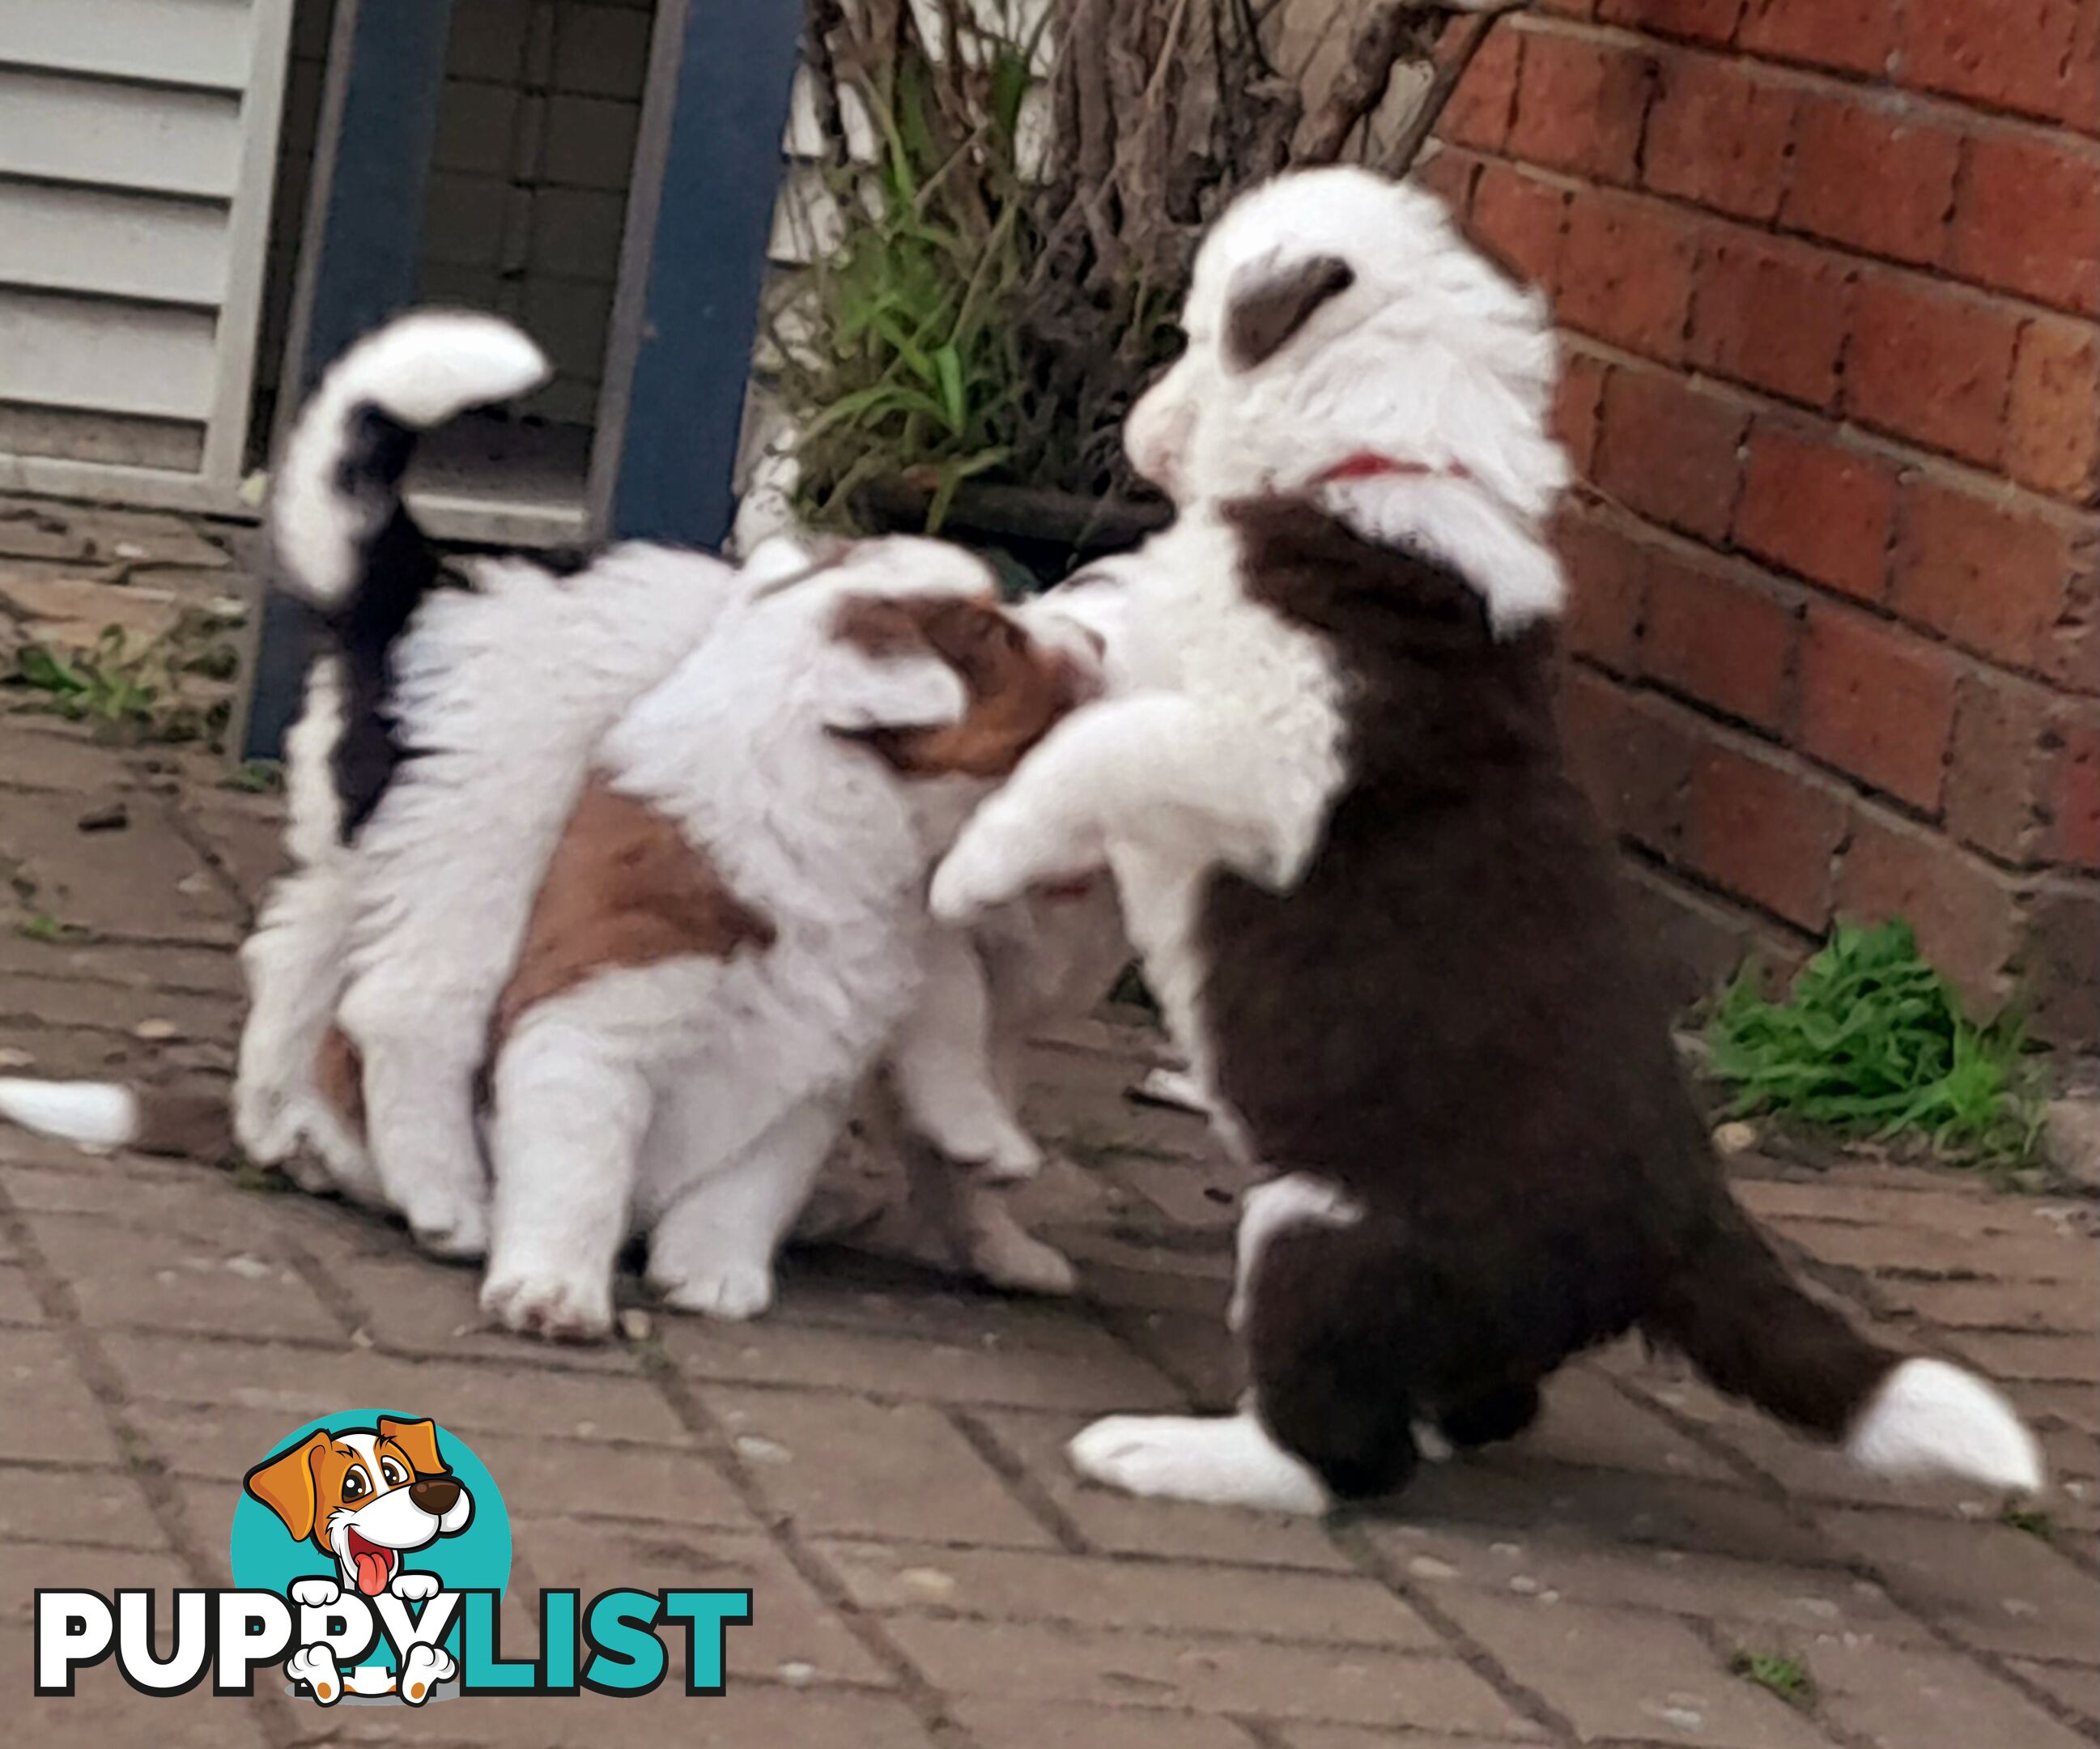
[35,1410,750,1706]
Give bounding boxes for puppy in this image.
[933,166,2043,1512]
[245,1415,471,1704]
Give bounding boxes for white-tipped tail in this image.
[0,1079,139,1151]
[273,311,549,609]
[1847,1357,2045,1495]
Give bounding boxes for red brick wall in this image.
[1425,0,2100,1042]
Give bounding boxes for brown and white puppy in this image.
[933,166,2043,1513]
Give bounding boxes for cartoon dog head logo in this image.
[244,1416,474,1600]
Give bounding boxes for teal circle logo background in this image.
[228,1411,512,1670]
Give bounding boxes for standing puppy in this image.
[933,167,2043,1512]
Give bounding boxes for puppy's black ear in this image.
[1225,255,1356,371]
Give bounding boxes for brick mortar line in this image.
[629,1344,993,1749]
[1552,326,2100,538]
[942,1406,1092,1554]
[1507,9,2100,155]
[0,961,244,1002]
[1327,1518,1581,1746]
[0,1174,308,1749]
[1595,1369,2100,1743]
[160,793,263,927]
[1677,1611,1875,1749]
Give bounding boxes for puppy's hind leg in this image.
[236,866,355,1165]
[647,1094,840,1321]
[480,1016,652,1341]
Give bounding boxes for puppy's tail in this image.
[0,1079,227,1158]
[271,310,549,615]
[1644,1199,2043,1496]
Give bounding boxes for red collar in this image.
[1315,452,1473,486]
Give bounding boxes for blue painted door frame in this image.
[242,0,801,759]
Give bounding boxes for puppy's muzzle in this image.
[410,1475,463,1516]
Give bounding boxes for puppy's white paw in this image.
[233,1080,301,1164]
[285,1643,344,1704]
[929,821,1035,923]
[480,1269,614,1342]
[1067,1411,1330,1514]
[660,1260,775,1321]
[970,1228,1078,1296]
[397,1643,455,1705]
[389,1570,442,1602]
[409,1194,490,1262]
[288,1577,342,1610]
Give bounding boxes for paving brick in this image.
[0,787,240,945]
[665,1313,1181,1413]
[1873,1274,2097,1333]
[707,1387,1059,1547]
[96,1330,695,1442]
[1846,275,2018,468]
[1740,0,1899,74]
[881,1615,1531,1733]
[1950,133,2100,317]
[464,1431,759,1530]
[5,1541,196,1618]
[971,1409,1358,1571]
[1783,96,1962,267]
[1690,235,1854,409]
[2008,1656,2100,1726]
[27,1209,340,1340]
[1277,1730,1541,1749]
[1644,55,1796,223]
[1558,192,1699,361]
[1509,32,1656,185]
[0,1328,121,1464]
[516,1517,891,1687]
[1805,1634,2094,1749]
[0,1627,271,1748]
[1826,1507,2100,1662]
[812,1538,1443,1647]
[1773,1215,2098,1285]
[0,1461,164,1548]
[1432,1592,1830,1746]
[1944,1328,2099,1383]
[1367,1517,1928,1641]
[317,1250,639,1372]
[1733,423,1897,599]
[0,1261,42,1325]
[954,1702,1258,1749]
[1733,1175,2085,1236]
[1800,603,1957,807]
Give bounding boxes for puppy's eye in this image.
[380,1458,409,1487]
[341,1470,368,1501]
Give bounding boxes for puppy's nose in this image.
[410,1475,461,1514]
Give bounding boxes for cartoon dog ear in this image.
[376,1416,448,1477]
[244,1432,327,1542]
[819,596,969,736]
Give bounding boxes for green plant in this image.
[223,760,284,794]
[7,626,227,746]
[1706,921,2044,1171]
[1729,1650,1816,1710]
[2001,1502,2055,1541]
[15,913,87,944]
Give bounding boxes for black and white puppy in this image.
[932,166,2043,1513]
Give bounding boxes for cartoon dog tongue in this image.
[347,1535,391,1597]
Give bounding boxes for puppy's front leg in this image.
[889,928,1042,1181]
[931,696,1286,923]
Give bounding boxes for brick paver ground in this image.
[2,501,2096,1747]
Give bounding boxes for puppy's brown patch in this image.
[314,1025,367,1143]
[493,777,776,1045]
[831,592,1086,779]
[1225,254,1355,371]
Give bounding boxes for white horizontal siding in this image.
[0,290,218,421]
[0,181,230,306]
[0,70,243,198]
[0,0,259,91]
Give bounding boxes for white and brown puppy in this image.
[933,165,2043,1513]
